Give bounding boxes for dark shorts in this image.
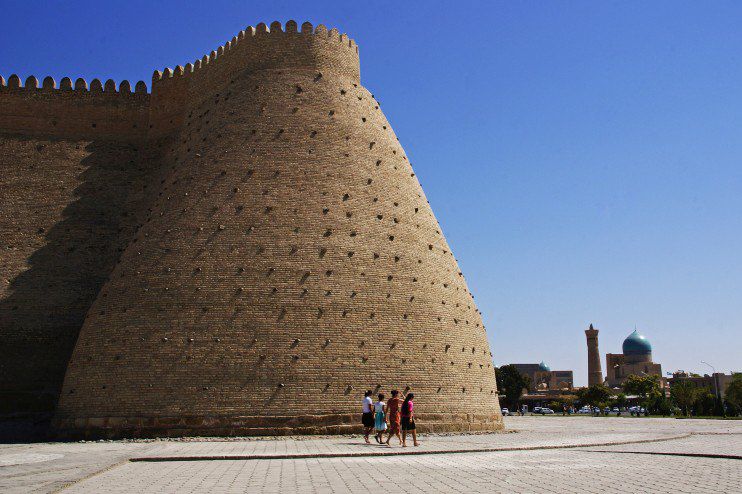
[361,412,374,428]
[401,416,416,430]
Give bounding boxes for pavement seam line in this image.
[52,459,131,493]
[128,433,692,462]
[582,450,742,460]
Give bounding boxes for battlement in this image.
[0,74,150,140]
[0,20,360,140]
[151,20,359,90]
[0,74,148,94]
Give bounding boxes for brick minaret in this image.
[585,324,603,387]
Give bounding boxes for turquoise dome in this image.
[538,361,551,372]
[622,330,652,355]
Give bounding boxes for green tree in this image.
[612,393,628,408]
[578,384,612,412]
[622,374,662,415]
[695,388,718,416]
[670,380,700,416]
[495,365,531,410]
[724,374,742,416]
[561,395,578,408]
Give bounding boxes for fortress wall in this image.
[0,76,149,141]
[0,79,160,414]
[54,22,500,437]
[147,21,360,138]
[1,20,501,434]
[0,136,165,413]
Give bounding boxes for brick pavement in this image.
[65,449,740,494]
[1,416,739,493]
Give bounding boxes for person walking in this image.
[373,393,387,443]
[401,392,419,447]
[361,390,374,443]
[385,390,402,446]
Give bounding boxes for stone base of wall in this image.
[53,412,504,440]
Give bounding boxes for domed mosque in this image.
[606,329,662,388]
[622,330,653,361]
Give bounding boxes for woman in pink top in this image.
[400,393,419,447]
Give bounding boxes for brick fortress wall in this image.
[0,21,503,437]
[0,76,164,414]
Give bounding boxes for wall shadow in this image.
[0,136,163,440]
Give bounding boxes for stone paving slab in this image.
[0,416,740,493]
[65,449,742,494]
[583,432,742,458]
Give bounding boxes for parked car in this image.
[501,408,510,416]
[533,406,542,414]
[539,408,555,415]
[578,407,592,414]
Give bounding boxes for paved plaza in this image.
[1,416,740,493]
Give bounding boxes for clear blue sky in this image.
[2,1,740,385]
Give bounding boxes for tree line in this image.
[495,364,742,417]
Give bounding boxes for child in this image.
[374,393,387,444]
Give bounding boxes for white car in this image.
[539,408,555,415]
[501,408,510,416]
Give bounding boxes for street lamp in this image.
[700,361,722,418]
[700,361,718,400]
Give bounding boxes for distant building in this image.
[669,371,737,400]
[549,370,575,390]
[605,330,662,388]
[512,362,573,391]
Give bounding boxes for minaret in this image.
[585,324,603,387]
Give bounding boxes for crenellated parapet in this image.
[151,20,358,88]
[0,74,148,94]
[146,20,360,137]
[0,21,360,141]
[0,74,150,140]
